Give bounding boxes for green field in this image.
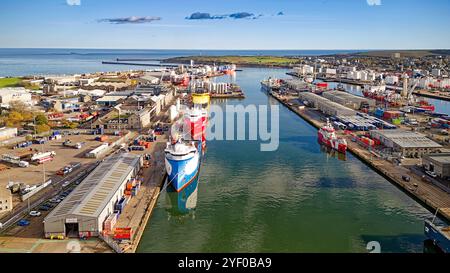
[165,55,301,67]
[0,77,41,90]
[0,77,22,88]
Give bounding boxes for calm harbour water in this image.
[137,68,436,253]
[0,49,443,253]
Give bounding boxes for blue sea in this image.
[0,48,362,77]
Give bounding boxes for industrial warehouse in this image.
[322,90,376,110]
[43,153,143,239]
[299,92,356,116]
[369,130,442,157]
[422,153,450,180]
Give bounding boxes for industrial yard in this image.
[0,114,170,253]
[0,63,191,252]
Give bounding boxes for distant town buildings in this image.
[0,87,33,107]
[0,127,18,141]
[293,64,314,76]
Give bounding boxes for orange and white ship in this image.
[318,119,347,153]
[220,64,236,75]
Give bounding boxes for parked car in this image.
[402,175,411,182]
[18,219,30,226]
[29,211,41,217]
[50,198,61,203]
[425,170,437,178]
[39,206,50,211]
[43,202,55,208]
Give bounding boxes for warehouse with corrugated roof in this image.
[369,130,442,158]
[299,92,356,116]
[43,153,142,239]
[322,90,376,110]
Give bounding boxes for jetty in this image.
[102,61,178,68]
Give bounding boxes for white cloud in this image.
[67,0,81,6]
[367,0,381,6]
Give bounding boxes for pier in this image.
[113,140,167,253]
[210,93,245,99]
[102,61,178,68]
[266,90,450,222]
[116,58,162,62]
[413,90,450,102]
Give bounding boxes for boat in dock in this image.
[424,216,450,253]
[336,83,345,91]
[220,64,236,75]
[165,137,202,192]
[165,92,209,192]
[260,78,281,92]
[318,119,347,153]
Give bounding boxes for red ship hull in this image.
[185,111,208,149]
[318,132,347,154]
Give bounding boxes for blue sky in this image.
[0,0,449,49]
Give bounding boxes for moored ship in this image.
[220,64,236,75]
[165,92,209,192]
[186,92,210,149]
[165,136,202,192]
[318,119,347,153]
[424,218,450,253]
[260,77,281,93]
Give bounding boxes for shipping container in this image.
[114,197,126,212]
[113,227,133,240]
[361,136,375,147]
[103,213,118,232]
[374,108,385,118]
[383,111,401,120]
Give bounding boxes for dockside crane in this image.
[401,73,425,106]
